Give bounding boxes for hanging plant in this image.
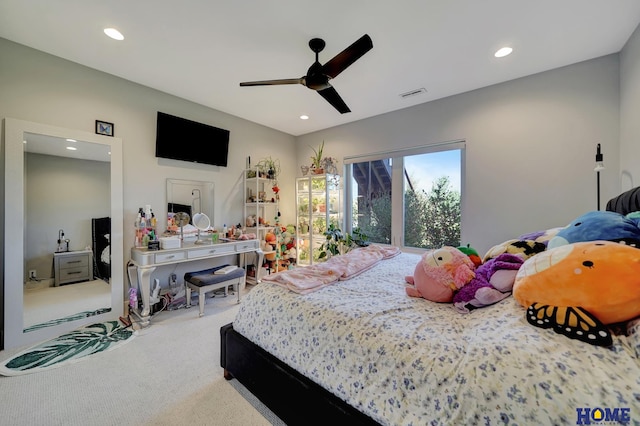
[321,156,339,175]
[256,157,281,182]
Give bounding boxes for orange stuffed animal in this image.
[513,240,640,346]
[265,232,277,247]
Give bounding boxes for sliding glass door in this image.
[345,141,463,250]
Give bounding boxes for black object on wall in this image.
[92,217,111,281]
[155,112,230,167]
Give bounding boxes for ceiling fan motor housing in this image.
[305,62,331,91]
[309,38,326,53]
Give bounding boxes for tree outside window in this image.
[347,147,462,250]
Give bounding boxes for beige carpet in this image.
[0,286,286,426]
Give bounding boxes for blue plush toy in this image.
[547,210,640,249]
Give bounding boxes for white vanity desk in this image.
[129,239,262,327]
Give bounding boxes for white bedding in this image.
[233,252,640,425]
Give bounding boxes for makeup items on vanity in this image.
[135,205,158,249]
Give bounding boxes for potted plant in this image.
[311,177,326,191]
[309,141,325,174]
[256,157,281,181]
[299,246,309,261]
[312,216,326,234]
[318,224,369,260]
[312,246,324,262]
[321,156,339,175]
[298,217,309,234]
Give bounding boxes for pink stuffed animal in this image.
[405,247,476,302]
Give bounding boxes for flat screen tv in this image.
[155,112,230,167]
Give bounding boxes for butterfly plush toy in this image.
[513,240,640,346]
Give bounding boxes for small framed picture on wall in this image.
[95,120,114,137]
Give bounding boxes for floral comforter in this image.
[233,253,640,425]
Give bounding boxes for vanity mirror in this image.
[2,118,124,350]
[192,211,211,244]
[166,178,215,234]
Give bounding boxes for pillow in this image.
[513,241,640,346]
[518,227,563,246]
[547,210,640,249]
[482,239,546,262]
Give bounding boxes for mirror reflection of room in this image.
[23,133,112,332]
[166,179,214,242]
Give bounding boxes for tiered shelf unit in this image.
[295,174,342,265]
[243,168,279,282]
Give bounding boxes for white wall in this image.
[297,55,621,254]
[0,37,297,287]
[620,23,640,191]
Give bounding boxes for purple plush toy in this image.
[453,253,524,313]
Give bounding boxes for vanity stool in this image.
[184,265,245,317]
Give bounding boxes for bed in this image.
[220,190,640,426]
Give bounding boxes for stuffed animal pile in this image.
[452,253,523,313]
[405,243,534,312]
[406,209,640,347]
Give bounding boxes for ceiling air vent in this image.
[399,88,427,99]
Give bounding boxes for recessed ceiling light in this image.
[66,146,77,151]
[300,115,309,120]
[66,138,77,142]
[104,28,124,41]
[494,47,513,58]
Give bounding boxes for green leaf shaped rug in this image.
[0,321,135,376]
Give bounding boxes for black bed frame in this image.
[220,323,380,425]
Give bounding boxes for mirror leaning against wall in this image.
[2,118,124,351]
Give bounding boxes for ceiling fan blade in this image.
[321,34,373,79]
[240,78,303,87]
[318,86,351,114]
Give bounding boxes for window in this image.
[345,141,464,251]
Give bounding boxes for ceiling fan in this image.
[239,34,373,114]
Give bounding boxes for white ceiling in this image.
[1,1,640,136]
